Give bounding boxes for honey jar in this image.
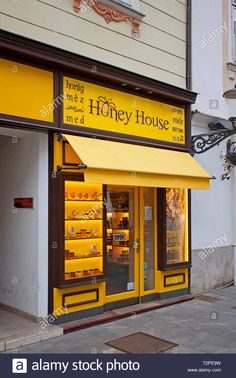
[72,210,77,218]
[70,192,76,200]
[80,229,87,238]
[77,192,83,200]
[83,192,89,200]
[90,229,97,238]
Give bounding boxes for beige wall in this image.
[0,0,187,88]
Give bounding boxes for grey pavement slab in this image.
[0,309,63,352]
[2,285,236,354]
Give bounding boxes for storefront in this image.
[0,31,210,322]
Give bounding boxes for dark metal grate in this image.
[194,295,221,303]
[105,332,178,354]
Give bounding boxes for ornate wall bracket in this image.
[73,0,141,37]
[191,129,236,154]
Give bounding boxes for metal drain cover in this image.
[105,332,178,354]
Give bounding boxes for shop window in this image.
[157,188,190,270]
[165,189,187,265]
[64,180,104,282]
[51,172,106,287]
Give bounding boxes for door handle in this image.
[133,240,140,250]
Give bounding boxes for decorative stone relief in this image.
[73,0,141,37]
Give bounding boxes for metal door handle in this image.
[133,240,140,250]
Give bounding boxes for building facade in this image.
[191,0,236,294]
[0,0,211,322]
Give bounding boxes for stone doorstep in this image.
[63,295,194,333]
[2,326,63,352]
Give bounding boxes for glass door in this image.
[106,186,139,299]
[105,186,157,305]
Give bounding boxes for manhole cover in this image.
[195,295,221,303]
[105,332,178,354]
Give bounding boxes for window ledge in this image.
[227,62,236,72]
[107,0,145,19]
[73,0,145,37]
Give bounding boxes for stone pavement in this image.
[3,286,236,354]
[0,309,63,352]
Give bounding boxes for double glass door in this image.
[105,186,156,302]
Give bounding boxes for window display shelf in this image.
[65,218,102,221]
[109,209,129,212]
[107,242,130,247]
[65,254,102,261]
[65,237,103,241]
[107,228,129,231]
[64,271,102,280]
[65,199,102,202]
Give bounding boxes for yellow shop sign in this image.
[0,58,54,123]
[63,76,185,145]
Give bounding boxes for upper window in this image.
[110,0,140,12]
[120,0,132,5]
[232,3,236,62]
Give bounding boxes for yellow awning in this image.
[63,134,211,190]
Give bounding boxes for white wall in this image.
[0,0,187,88]
[191,0,233,254]
[191,0,236,292]
[191,120,234,294]
[192,0,229,119]
[0,131,48,317]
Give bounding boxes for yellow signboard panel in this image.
[63,76,185,145]
[0,58,54,122]
[165,274,185,286]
